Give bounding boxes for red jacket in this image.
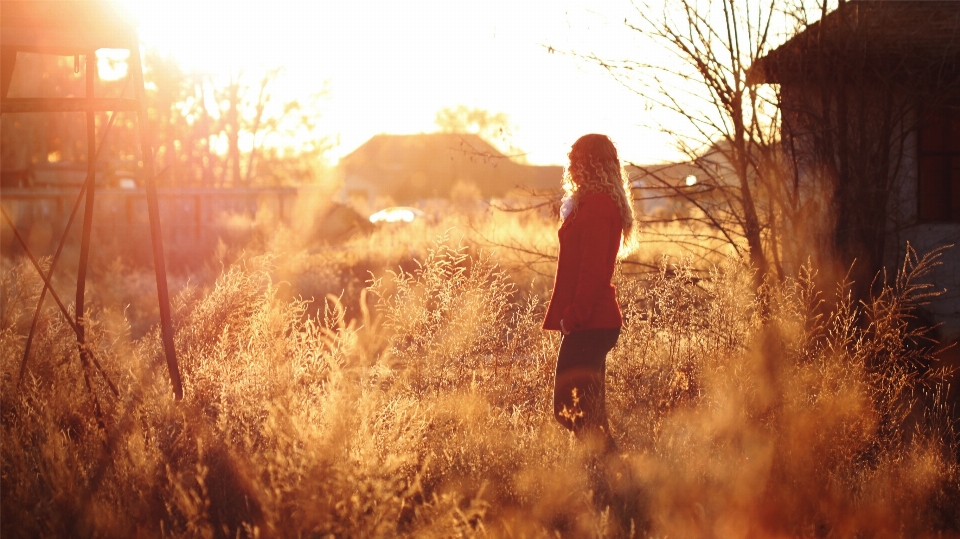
[543,192,623,332]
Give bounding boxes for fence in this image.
[1,187,308,266]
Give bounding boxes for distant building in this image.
[626,141,741,218]
[627,162,702,217]
[337,133,562,207]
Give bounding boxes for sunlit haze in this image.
[117,0,684,166]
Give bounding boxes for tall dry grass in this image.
[1,213,958,537]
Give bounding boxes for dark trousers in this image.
[553,327,620,447]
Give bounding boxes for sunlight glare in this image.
[96,49,129,81]
[116,0,692,165]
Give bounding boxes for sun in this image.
[114,0,305,74]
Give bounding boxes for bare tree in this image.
[576,0,796,288]
[223,71,244,186]
[435,105,527,162]
[2,51,330,188]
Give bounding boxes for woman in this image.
[543,134,635,452]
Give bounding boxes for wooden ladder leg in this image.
[130,43,183,400]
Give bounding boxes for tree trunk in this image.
[732,94,770,287]
[226,77,242,186]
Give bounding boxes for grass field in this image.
[1,203,958,538]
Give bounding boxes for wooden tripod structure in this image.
[1,1,183,399]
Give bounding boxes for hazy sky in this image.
[124,0,701,166]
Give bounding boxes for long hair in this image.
[562,134,636,251]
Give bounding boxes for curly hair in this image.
[562,134,635,249]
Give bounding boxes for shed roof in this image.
[748,0,960,85]
[1,1,137,54]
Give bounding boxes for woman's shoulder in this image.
[577,192,618,212]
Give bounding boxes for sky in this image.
[119,0,718,166]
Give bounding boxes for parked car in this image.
[368,206,425,224]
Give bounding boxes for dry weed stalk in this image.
[1,235,957,537]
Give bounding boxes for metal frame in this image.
[1,2,183,399]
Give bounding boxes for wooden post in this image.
[130,43,183,399]
[75,51,96,351]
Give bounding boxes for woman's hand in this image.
[560,319,571,335]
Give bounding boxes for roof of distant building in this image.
[338,133,562,202]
